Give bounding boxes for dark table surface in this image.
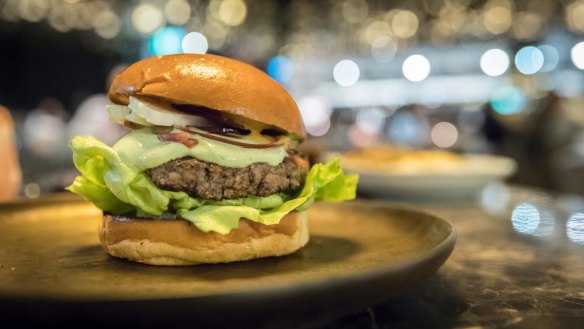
[314,185,584,329]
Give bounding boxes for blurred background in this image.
[1,0,584,199]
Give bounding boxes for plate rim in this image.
[338,153,517,178]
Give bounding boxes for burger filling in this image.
[67,96,357,234]
[148,153,308,200]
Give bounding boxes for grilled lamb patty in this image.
[147,155,307,200]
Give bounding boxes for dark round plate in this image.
[0,194,456,328]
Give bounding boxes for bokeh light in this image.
[431,122,458,148]
[72,2,98,30]
[298,96,333,137]
[17,0,49,22]
[132,4,164,34]
[511,203,555,237]
[365,20,392,44]
[182,32,209,54]
[333,59,360,87]
[511,203,541,235]
[483,5,513,35]
[47,4,72,33]
[356,108,385,134]
[480,182,510,214]
[538,45,560,72]
[92,10,121,39]
[511,12,543,40]
[566,1,584,32]
[440,5,467,36]
[267,55,294,84]
[24,183,41,199]
[480,48,510,77]
[567,213,584,245]
[149,26,186,56]
[341,0,368,24]
[571,42,584,70]
[203,14,228,37]
[164,0,191,26]
[218,0,247,27]
[491,86,526,115]
[402,55,431,82]
[553,70,584,97]
[391,10,418,39]
[23,108,66,158]
[69,94,125,146]
[387,111,428,145]
[370,36,397,63]
[514,46,544,75]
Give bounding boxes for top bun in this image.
[108,54,306,139]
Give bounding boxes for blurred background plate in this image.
[0,195,455,328]
[341,154,516,200]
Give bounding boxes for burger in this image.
[67,54,357,266]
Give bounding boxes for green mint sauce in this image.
[113,128,287,170]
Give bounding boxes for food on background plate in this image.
[68,54,357,265]
[339,145,508,174]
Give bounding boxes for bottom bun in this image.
[100,211,309,266]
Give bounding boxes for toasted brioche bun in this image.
[100,211,309,266]
[108,54,306,139]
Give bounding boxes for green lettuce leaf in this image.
[67,135,357,234]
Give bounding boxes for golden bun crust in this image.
[108,54,306,139]
[100,212,309,266]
